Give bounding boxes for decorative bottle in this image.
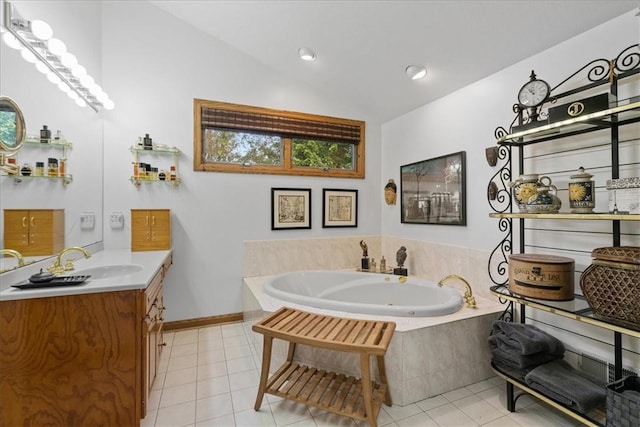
[40,125,51,143]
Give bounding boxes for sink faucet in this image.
[437,274,477,309]
[49,246,91,274]
[0,249,25,273]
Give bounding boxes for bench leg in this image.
[286,341,296,362]
[254,335,273,411]
[359,353,378,427]
[376,355,392,406]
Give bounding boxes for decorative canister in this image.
[508,253,575,301]
[606,177,640,214]
[526,183,561,214]
[569,167,595,213]
[510,174,551,212]
[580,246,640,328]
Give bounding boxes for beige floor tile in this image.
[233,407,277,426]
[155,401,196,427]
[229,369,260,391]
[269,399,313,426]
[198,361,228,381]
[426,402,478,427]
[227,356,257,374]
[195,413,235,426]
[195,393,234,423]
[164,366,197,388]
[231,385,259,412]
[159,382,197,408]
[197,376,231,399]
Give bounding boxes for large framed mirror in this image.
[0,96,26,155]
[0,1,104,273]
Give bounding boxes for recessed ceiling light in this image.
[406,65,427,80]
[298,47,317,62]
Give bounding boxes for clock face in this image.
[517,79,550,108]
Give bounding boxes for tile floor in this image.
[141,323,585,427]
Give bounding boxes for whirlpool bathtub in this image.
[264,270,464,317]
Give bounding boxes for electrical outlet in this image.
[110,212,124,229]
[80,212,95,230]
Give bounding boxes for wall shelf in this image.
[489,213,640,221]
[3,136,72,186]
[129,145,181,188]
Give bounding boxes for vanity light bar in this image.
[2,1,113,112]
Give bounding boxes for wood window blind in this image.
[201,107,362,144]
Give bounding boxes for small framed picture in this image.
[271,188,312,230]
[322,189,358,228]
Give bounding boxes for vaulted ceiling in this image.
[150,1,638,122]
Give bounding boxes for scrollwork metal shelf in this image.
[487,43,640,425]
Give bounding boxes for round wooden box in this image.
[508,254,575,301]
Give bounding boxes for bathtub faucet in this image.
[437,274,477,309]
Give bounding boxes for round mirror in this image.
[0,96,26,155]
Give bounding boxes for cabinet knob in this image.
[159,342,167,347]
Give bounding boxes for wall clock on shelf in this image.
[517,70,550,123]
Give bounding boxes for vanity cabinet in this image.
[3,208,64,256]
[0,252,172,427]
[131,209,171,251]
[141,257,169,415]
[488,45,640,426]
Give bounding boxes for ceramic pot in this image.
[526,184,562,213]
[510,174,551,212]
[569,167,595,213]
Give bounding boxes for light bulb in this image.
[31,20,53,41]
[103,99,115,110]
[61,52,77,68]
[89,83,102,96]
[35,61,49,74]
[46,72,61,85]
[405,65,427,80]
[2,32,22,49]
[96,91,109,103]
[80,74,94,88]
[20,48,39,63]
[298,47,317,61]
[57,81,71,93]
[71,64,87,79]
[47,38,66,56]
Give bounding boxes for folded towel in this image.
[489,339,563,370]
[491,320,565,356]
[525,360,606,413]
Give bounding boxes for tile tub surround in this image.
[243,275,503,406]
[243,236,495,301]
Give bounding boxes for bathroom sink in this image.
[74,264,144,279]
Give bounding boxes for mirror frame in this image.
[0,96,26,155]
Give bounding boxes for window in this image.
[194,99,365,178]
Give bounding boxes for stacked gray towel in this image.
[488,320,565,373]
[525,359,606,413]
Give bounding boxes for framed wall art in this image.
[322,189,358,228]
[271,188,312,230]
[400,151,466,225]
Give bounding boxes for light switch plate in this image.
[110,212,124,229]
[80,212,95,230]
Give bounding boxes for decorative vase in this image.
[526,183,561,213]
[510,174,551,212]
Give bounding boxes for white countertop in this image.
[0,249,172,301]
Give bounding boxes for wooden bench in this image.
[252,307,396,427]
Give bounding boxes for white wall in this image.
[381,11,639,371]
[101,1,382,322]
[381,10,638,250]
